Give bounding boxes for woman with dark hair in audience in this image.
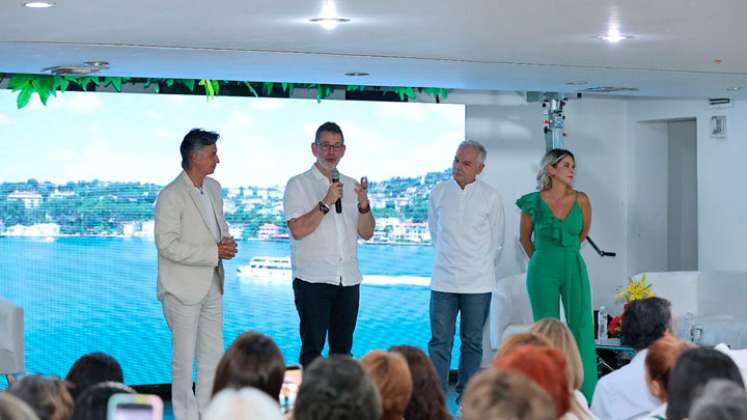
[361,350,413,420]
[689,379,747,420]
[494,344,571,419]
[211,331,285,401]
[666,347,745,420]
[70,381,134,420]
[65,352,123,400]
[389,345,452,420]
[0,392,42,420]
[461,368,555,420]
[293,355,381,420]
[639,336,695,419]
[7,375,73,420]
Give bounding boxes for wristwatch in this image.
[318,201,330,214]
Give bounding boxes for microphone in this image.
[331,168,342,214]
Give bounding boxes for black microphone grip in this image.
[331,169,342,214]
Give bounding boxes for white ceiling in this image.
[1,0,746,99]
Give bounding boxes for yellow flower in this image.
[615,273,655,303]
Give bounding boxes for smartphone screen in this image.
[112,403,154,420]
[107,394,163,420]
[280,365,303,413]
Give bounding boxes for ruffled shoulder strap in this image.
[516,191,540,218]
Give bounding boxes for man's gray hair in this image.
[690,379,747,420]
[457,140,487,163]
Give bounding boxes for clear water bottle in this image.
[597,306,608,344]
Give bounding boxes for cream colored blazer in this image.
[155,171,228,305]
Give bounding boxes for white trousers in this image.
[162,272,224,420]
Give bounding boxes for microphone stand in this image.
[586,236,616,257]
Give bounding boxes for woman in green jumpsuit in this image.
[516,148,597,400]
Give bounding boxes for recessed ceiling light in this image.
[565,81,588,86]
[594,33,634,43]
[22,1,55,8]
[309,0,350,30]
[344,72,369,77]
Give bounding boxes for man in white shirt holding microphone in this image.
[283,121,375,367]
[428,140,505,402]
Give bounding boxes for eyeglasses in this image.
[317,143,345,152]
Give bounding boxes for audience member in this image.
[461,368,555,420]
[70,381,134,420]
[360,350,413,420]
[689,379,747,420]
[7,375,73,420]
[639,336,695,419]
[212,331,285,400]
[496,332,552,359]
[0,393,41,420]
[293,355,381,420]
[203,387,283,420]
[591,297,672,420]
[65,352,123,400]
[666,347,745,420]
[389,345,452,420]
[531,318,595,419]
[494,344,571,417]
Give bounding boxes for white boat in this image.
[237,256,292,281]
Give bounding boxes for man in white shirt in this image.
[428,140,505,400]
[283,122,375,367]
[155,129,238,420]
[591,297,672,420]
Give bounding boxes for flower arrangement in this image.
[609,273,655,337]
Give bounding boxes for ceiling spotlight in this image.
[594,27,633,43]
[22,1,55,8]
[565,81,589,86]
[344,72,369,77]
[309,0,350,30]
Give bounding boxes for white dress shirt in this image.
[591,349,660,420]
[197,186,220,242]
[428,178,504,294]
[284,165,362,286]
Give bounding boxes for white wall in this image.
[627,99,747,271]
[466,97,629,310]
[667,120,698,271]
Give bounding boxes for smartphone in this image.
[280,364,303,414]
[107,394,163,420]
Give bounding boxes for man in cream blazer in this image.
[155,128,237,420]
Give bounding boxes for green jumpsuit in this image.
[516,191,597,400]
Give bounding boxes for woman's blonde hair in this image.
[537,149,575,190]
[496,332,552,360]
[530,318,590,419]
[530,318,584,389]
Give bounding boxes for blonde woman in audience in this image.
[531,318,596,419]
[0,393,41,420]
[461,368,555,420]
[7,375,73,420]
[204,388,283,420]
[496,331,552,359]
[361,350,413,420]
[638,336,695,419]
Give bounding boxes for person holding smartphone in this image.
[155,129,237,420]
[283,122,375,367]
